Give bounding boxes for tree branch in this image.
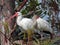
[15,0,28,12]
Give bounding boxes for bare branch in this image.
[15,0,28,12]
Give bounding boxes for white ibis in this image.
[32,15,54,39]
[11,12,34,41]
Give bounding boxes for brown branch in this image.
[1,0,4,5]
[8,23,18,41]
[6,0,28,29]
[15,0,28,12]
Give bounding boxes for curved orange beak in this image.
[8,12,18,21]
[11,12,18,18]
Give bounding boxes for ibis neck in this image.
[17,15,22,21]
[32,15,39,21]
[16,15,22,26]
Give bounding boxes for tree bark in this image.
[0,0,15,45]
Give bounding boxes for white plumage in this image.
[16,12,34,41]
[32,15,54,39]
[32,15,53,33]
[16,12,34,31]
[17,18,34,31]
[36,18,53,33]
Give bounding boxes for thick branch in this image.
[15,0,27,11]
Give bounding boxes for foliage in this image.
[13,37,60,45]
[2,22,10,34]
[21,0,40,15]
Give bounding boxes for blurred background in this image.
[0,0,60,45]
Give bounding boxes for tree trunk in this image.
[0,0,15,45]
